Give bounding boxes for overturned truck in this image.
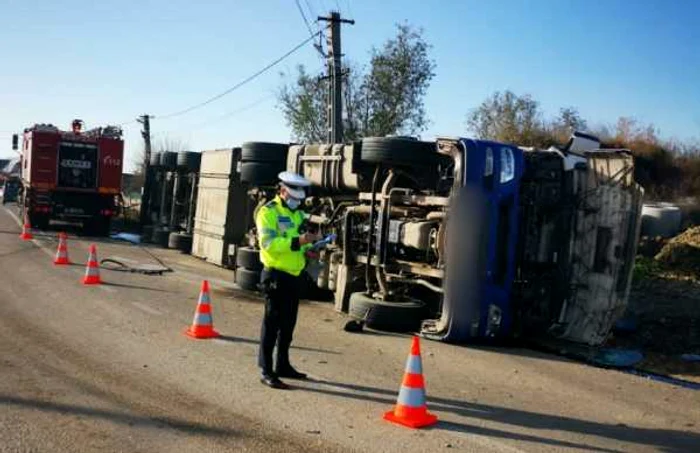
[233,134,643,346]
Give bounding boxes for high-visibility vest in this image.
[255,195,311,277]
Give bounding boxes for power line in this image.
[345,0,354,20]
[186,95,275,131]
[156,32,320,120]
[295,0,316,38]
[303,0,317,20]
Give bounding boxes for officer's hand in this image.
[299,232,322,245]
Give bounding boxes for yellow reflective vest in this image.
[255,196,312,277]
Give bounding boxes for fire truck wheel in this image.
[168,232,193,253]
[85,218,111,237]
[30,214,49,231]
[241,142,289,163]
[235,246,262,271]
[235,267,261,291]
[360,137,436,166]
[348,292,427,333]
[177,151,201,172]
[240,162,284,186]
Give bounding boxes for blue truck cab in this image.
[421,138,524,342]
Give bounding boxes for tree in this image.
[466,90,548,146]
[277,23,435,142]
[359,24,435,137]
[277,66,327,143]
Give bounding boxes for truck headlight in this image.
[500,147,515,183]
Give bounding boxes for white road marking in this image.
[131,302,162,316]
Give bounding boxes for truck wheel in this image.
[241,142,289,163]
[150,152,162,167]
[360,137,436,166]
[85,219,111,237]
[30,214,49,231]
[348,292,427,333]
[168,232,193,253]
[177,151,201,172]
[235,267,261,291]
[161,151,178,170]
[235,247,262,271]
[240,162,284,186]
[152,228,170,247]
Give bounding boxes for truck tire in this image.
[240,162,283,186]
[168,231,193,253]
[241,142,288,163]
[150,152,162,167]
[141,225,154,243]
[30,214,49,231]
[348,292,427,333]
[236,247,262,271]
[161,151,178,170]
[177,151,201,172]
[360,137,436,166]
[235,267,261,291]
[152,228,170,247]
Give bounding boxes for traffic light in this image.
[12,134,18,150]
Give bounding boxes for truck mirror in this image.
[12,134,18,150]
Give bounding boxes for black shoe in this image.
[276,366,308,380]
[260,374,290,389]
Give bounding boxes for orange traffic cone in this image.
[383,336,438,429]
[19,213,33,241]
[53,232,70,265]
[185,280,220,339]
[82,244,101,285]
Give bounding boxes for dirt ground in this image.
[611,228,700,383]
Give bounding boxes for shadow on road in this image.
[0,395,237,438]
[300,379,700,453]
[217,334,341,355]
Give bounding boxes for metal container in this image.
[641,202,682,238]
[191,148,249,267]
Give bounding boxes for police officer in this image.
[256,171,321,389]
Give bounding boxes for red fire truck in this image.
[17,120,123,235]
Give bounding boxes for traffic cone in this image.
[185,280,220,339]
[383,336,438,429]
[82,244,101,285]
[53,232,70,265]
[19,213,33,241]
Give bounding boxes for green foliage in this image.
[633,256,662,283]
[277,24,435,142]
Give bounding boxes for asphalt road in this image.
[1,205,699,453]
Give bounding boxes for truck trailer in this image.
[229,134,642,346]
[17,120,124,235]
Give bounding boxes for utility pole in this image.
[318,11,354,144]
[137,114,153,229]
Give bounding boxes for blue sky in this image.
[2,0,699,170]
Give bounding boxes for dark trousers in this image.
[258,268,301,375]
